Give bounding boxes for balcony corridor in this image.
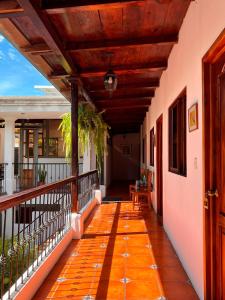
[33,187,199,300]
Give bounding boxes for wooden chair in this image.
[129,184,136,201]
[131,171,153,209]
[132,189,150,210]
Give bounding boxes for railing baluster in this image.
[1,210,7,299]
[0,171,96,298]
[8,207,15,299]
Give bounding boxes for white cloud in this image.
[0,81,14,94]
[0,50,5,60]
[8,48,17,60]
[0,35,5,43]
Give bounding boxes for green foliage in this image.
[59,103,109,170]
[38,168,47,182]
[0,237,37,294]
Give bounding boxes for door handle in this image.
[206,189,219,198]
[204,189,218,209]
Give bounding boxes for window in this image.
[150,128,154,166]
[169,90,186,176]
[25,129,44,157]
[45,138,58,157]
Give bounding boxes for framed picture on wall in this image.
[120,144,132,156]
[188,103,198,132]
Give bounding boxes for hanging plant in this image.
[59,102,109,171]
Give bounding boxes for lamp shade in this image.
[104,70,118,92]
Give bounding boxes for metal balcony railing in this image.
[78,170,99,211]
[0,170,99,299]
[13,162,83,193]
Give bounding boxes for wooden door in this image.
[217,69,225,300]
[204,30,225,300]
[156,115,163,218]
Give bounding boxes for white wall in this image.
[142,1,225,299]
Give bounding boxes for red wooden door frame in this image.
[203,29,225,300]
[156,114,163,218]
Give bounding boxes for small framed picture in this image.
[188,103,198,132]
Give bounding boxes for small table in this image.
[129,185,151,210]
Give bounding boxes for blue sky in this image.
[0,34,52,96]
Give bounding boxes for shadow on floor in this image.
[32,184,199,300]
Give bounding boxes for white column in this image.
[0,127,4,162]
[90,138,96,170]
[4,118,15,195]
[82,142,91,173]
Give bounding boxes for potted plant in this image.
[38,168,47,186]
[59,102,109,171]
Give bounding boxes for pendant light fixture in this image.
[104,69,118,92]
[103,52,118,96]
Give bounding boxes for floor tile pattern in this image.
[33,191,199,299]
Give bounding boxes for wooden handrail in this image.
[0,169,98,212]
[0,176,76,211]
[78,169,98,180]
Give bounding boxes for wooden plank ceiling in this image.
[0,0,192,134]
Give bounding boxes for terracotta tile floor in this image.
[33,190,199,300]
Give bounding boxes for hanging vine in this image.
[59,102,109,171]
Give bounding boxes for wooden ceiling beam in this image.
[106,120,144,124]
[110,128,140,134]
[105,112,145,116]
[110,125,141,130]
[80,61,167,78]
[107,117,143,121]
[17,0,95,107]
[94,93,153,101]
[104,109,147,115]
[67,34,178,52]
[104,107,148,114]
[101,104,149,110]
[42,0,145,13]
[0,1,24,18]
[104,109,147,118]
[96,98,151,108]
[93,90,155,99]
[105,120,143,128]
[96,96,151,103]
[48,72,71,80]
[88,79,159,92]
[110,122,141,125]
[22,42,53,55]
[17,0,77,75]
[0,10,25,18]
[0,1,22,13]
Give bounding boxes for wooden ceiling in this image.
[0,0,192,134]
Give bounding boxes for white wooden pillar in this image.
[4,118,15,195]
[82,142,91,173]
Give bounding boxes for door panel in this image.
[220,73,225,213]
[222,230,225,299]
[204,30,225,300]
[218,71,225,299]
